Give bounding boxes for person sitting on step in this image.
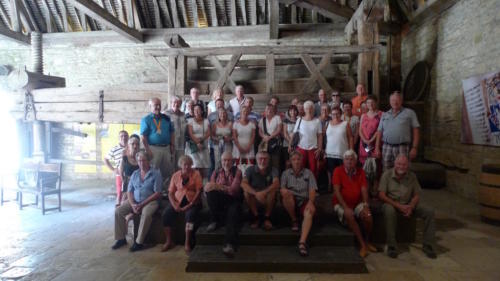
[161,155,203,254]
[332,150,376,258]
[280,151,317,257]
[111,151,162,252]
[241,151,279,230]
[379,154,437,259]
[204,151,243,257]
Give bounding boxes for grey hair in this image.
[343,149,358,160]
[171,96,181,102]
[303,100,314,110]
[135,150,150,161]
[128,136,139,145]
[221,151,233,160]
[178,155,193,167]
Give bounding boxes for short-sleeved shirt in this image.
[140,113,175,146]
[332,166,367,209]
[379,169,421,205]
[377,107,420,144]
[293,118,322,150]
[229,97,247,115]
[208,110,234,125]
[244,165,279,191]
[128,168,162,203]
[181,99,206,117]
[281,168,317,205]
[166,110,187,151]
[105,144,125,169]
[351,95,368,117]
[169,170,203,202]
[235,111,261,124]
[259,115,282,136]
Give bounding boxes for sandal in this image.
[298,242,309,257]
[250,215,259,229]
[291,220,299,232]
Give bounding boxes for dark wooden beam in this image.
[410,0,460,28]
[159,0,173,27]
[146,44,383,57]
[177,0,189,27]
[152,0,163,28]
[0,25,30,45]
[72,0,143,43]
[286,0,355,19]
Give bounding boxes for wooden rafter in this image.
[212,53,242,93]
[46,0,64,31]
[229,0,236,26]
[208,0,217,26]
[283,0,355,19]
[249,0,256,25]
[0,3,11,28]
[191,0,198,27]
[301,50,332,93]
[18,0,39,31]
[0,24,30,45]
[10,0,21,32]
[158,0,173,27]
[152,0,162,28]
[124,0,133,27]
[55,0,69,31]
[210,55,238,92]
[169,0,180,27]
[269,0,279,39]
[239,0,246,25]
[72,0,143,42]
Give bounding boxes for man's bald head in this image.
[149,98,161,115]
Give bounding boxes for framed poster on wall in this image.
[461,71,500,146]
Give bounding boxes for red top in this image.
[332,165,367,208]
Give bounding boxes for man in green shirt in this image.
[379,154,437,259]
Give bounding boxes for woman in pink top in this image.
[162,155,203,254]
[359,95,383,164]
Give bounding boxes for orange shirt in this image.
[351,95,368,117]
[169,170,203,203]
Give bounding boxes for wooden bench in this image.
[15,161,62,215]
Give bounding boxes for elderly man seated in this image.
[204,152,243,257]
[332,150,376,258]
[280,151,317,257]
[112,151,162,252]
[241,151,279,230]
[379,154,437,259]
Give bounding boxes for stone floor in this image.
[1,179,499,281]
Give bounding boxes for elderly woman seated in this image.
[204,151,242,257]
[161,155,203,254]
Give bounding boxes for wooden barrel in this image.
[479,164,500,225]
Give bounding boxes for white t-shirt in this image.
[259,115,282,136]
[293,118,322,150]
[232,121,256,158]
[325,121,349,159]
[229,97,247,115]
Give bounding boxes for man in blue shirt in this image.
[112,151,162,252]
[140,97,175,181]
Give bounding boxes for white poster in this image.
[461,71,500,146]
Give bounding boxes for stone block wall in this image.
[401,0,500,200]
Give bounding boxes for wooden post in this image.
[176,55,187,98]
[266,53,275,95]
[269,0,279,39]
[168,55,176,101]
[357,20,379,97]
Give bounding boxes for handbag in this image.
[262,117,281,153]
[290,118,302,150]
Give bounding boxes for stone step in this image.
[196,223,356,247]
[187,245,367,273]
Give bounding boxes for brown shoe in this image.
[359,246,368,258]
[367,243,377,253]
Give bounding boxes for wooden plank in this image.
[125,0,134,27]
[73,0,143,43]
[168,55,176,97]
[169,0,180,27]
[209,55,237,92]
[290,4,296,24]
[175,55,187,97]
[10,0,21,32]
[208,0,217,26]
[46,0,64,31]
[132,0,142,29]
[239,0,246,25]
[230,0,236,26]
[152,0,163,28]
[0,25,30,45]
[269,0,279,39]
[79,10,88,30]
[191,0,198,27]
[249,0,256,25]
[301,50,332,93]
[198,55,350,68]
[145,44,382,57]
[57,0,69,31]
[266,53,275,95]
[214,53,241,93]
[311,9,318,23]
[410,0,460,28]
[38,0,53,32]
[158,0,173,27]
[301,53,332,93]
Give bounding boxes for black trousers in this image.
[162,196,201,227]
[206,190,242,245]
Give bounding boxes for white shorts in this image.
[333,203,366,224]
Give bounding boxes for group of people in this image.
[107,83,437,260]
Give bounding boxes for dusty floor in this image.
[1,178,499,281]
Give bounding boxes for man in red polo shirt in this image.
[332,149,376,258]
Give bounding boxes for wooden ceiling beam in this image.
[146,44,382,57]
[169,0,180,27]
[0,24,30,45]
[10,0,21,32]
[18,0,39,32]
[208,0,217,26]
[72,0,143,42]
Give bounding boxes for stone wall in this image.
[401,0,500,200]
